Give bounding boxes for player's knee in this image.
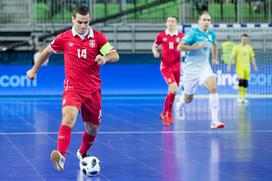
[184,95,193,103]
[239,79,248,88]
[169,87,177,94]
[244,80,248,88]
[62,112,77,127]
[238,79,244,87]
[209,86,217,94]
[168,82,178,94]
[86,125,99,136]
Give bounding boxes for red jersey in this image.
[154,30,184,72]
[50,27,114,94]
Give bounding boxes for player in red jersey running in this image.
[26,5,119,171]
[152,16,184,126]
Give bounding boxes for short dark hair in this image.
[73,5,90,18]
[199,11,210,19]
[241,33,249,38]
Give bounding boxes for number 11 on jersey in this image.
[169,42,174,49]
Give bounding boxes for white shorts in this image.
[181,66,215,95]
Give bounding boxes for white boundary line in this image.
[1,130,272,135]
[0,94,272,100]
[2,134,46,180]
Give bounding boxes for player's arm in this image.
[96,42,119,65]
[211,42,219,65]
[228,46,236,72]
[152,43,160,58]
[104,51,119,63]
[251,56,257,72]
[227,55,234,72]
[250,47,257,72]
[26,46,53,80]
[177,41,207,51]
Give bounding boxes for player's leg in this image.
[236,68,246,102]
[242,69,250,103]
[201,69,224,129]
[161,70,178,126]
[51,91,81,171]
[77,122,99,160]
[77,90,101,160]
[174,74,197,120]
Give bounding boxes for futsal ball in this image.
[79,156,101,176]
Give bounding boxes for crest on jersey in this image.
[68,42,74,47]
[176,37,181,43]
[163,38,167,42]
[89,40,96,48]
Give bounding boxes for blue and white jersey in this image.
[182,27,216,74]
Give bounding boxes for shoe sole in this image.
[51,150,63,171]
[211,124,225,129]
[217,124,225,128]
[160,114,164,120]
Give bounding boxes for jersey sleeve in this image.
[179,33,185,39]
[211,31,217,44]
[232,45,237,57]
[154,33,162,45]
[98,32,115,56]
[49,33,65,53]
[182,29,195,45]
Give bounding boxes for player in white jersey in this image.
[176,11,224,129]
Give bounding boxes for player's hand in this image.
[254,67,258,72]
[26,68,37,80]
[95,55,107,65]
[153,52,160,58]
[196,41,207,49]
[212,59,219,66]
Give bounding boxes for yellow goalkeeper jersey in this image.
[232,43,254,70]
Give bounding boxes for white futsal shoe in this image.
[238,98,249,104]
[177,105,186,120]
[51,150,65,171]
[210,121,225,129]
[77,149,88,161]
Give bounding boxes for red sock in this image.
[163,93,175,115]
[79,131,96,155]
[57,125,72,157]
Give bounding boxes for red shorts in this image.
[161,69,181,86]
[62,89,102,125]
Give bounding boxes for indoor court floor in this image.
[0,96,271,181]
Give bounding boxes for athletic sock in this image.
[178,95,186,108]
[209,93,219,121]
[163,93,175,115]
[79,131,96,156]
[238,86,243,99]
[241,87,247,99]
[57,124,72,157]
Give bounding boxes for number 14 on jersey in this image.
[77,49,87,59]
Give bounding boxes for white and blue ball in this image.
[79,156,101,177]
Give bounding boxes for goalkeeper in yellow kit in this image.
[228,34,257,104]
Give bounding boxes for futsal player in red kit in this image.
[26,5,119,171]
[152,16,184,126]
